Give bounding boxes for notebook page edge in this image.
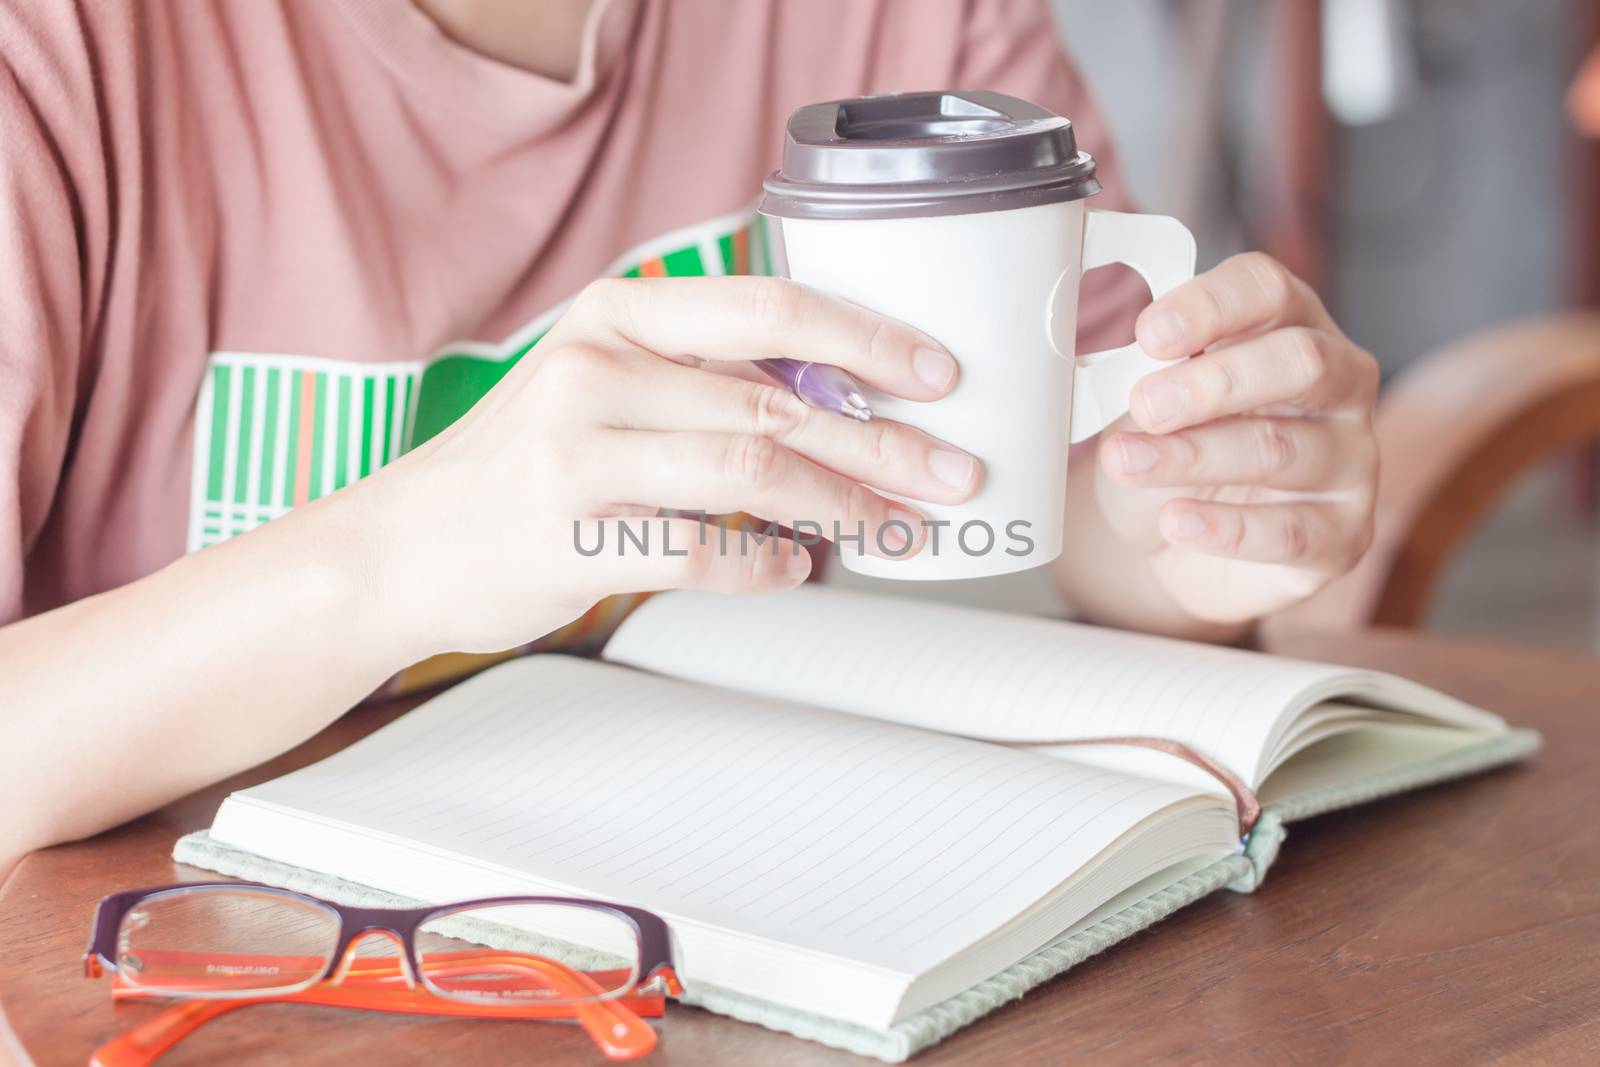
[1255,673,1511,783]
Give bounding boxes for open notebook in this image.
[181,586,1540,1061]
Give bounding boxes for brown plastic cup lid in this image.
[760,90,1100,221]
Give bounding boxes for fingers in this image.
[1135,251,1336,360]
[571,516,814,595]
[1158,498,1371,573]
[588,349,981,504]
[1128,325,1379,433]
[1102,416,1373,492]
[1110,251,1379,585]
[582,428,928,559]
[557,276,959,400]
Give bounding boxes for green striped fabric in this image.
[188,213,770,550]
[189,357,418,550]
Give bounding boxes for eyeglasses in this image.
[84,882,682,1065]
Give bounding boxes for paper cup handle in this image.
[1067,209,1198,443]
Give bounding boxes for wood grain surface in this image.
[2,629,1596,1066]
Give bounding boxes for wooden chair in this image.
[1267,310,1600,635]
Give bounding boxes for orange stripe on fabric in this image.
[392,649,523,694]
[385,593,655,696]
[294,372,316,506]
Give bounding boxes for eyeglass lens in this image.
[416,902,641,1005]
[115,886,341,997]
[114,889,642,1006]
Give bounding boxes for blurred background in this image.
[833,0,1600,654]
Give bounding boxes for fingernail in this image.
[913,347,957,392]
[882,508,921,553]
[1170,509,1207,541]
[1143,308,1186,350]
[1116,438,1158,475]
[929,449,977,491]
[1140,380,1187,426]
[786,548,812,580]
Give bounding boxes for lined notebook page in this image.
[603,586,1366,785]
[223,656,1215,978]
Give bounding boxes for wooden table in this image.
[3,629,1598,1065]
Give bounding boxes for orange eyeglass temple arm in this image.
[90,951,671,1067]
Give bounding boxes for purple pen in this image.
[754,358,873,422]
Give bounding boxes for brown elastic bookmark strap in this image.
[1021,737,1261,835]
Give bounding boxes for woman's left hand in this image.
[1094,252,1379,625]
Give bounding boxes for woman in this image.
[0,0,1377,874]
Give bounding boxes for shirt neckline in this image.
[331,0,638,140]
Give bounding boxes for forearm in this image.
[0,482,415,868]
[1050,446,1251,644]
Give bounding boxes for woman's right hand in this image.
[357,276,983,657]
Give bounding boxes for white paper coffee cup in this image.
[760,91,1196,581]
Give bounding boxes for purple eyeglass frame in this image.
[84,881,679,996]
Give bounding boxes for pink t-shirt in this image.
[0,0,1142,629]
